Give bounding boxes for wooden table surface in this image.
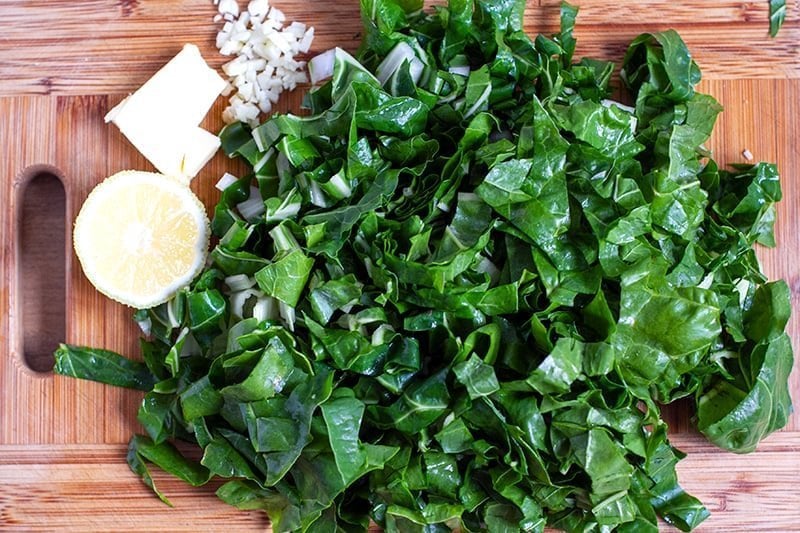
[1,1,798,531]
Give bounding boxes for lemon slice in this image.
[73,170,210,309]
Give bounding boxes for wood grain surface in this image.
[1,0,798,531]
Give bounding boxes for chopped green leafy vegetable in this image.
[55,1,792,531]
[55,344,157,391]
[769,0,787,37]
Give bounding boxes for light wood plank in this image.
[0,0,797,97]
[0,96,59,445]
[1,438,798,532]
[537,0,800,26]
[0,444,270,532]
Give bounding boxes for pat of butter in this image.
[105,44,228,181]
[116,123,222,181]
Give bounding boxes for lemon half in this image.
[73,170,210,309]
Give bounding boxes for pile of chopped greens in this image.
[55,0,793,531]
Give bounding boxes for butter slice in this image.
[114,123,221,180]
[105,44,228,181]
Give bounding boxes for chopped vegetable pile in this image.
[55,0,793,531]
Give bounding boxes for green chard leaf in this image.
[254,249,314,307]
[127,434,212,505]
[769,0,786,37]
[55,344,156,391]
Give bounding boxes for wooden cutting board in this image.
[1,1,798,531]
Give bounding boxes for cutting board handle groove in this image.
[16,165,67,373]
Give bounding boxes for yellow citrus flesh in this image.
[73,170,210,309]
